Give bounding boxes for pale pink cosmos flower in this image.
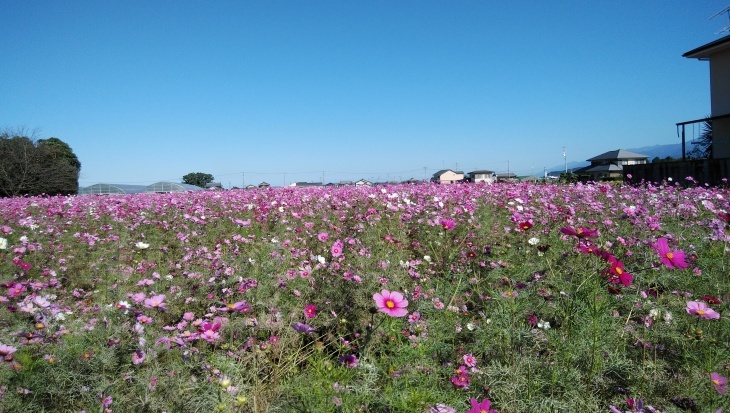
[373,289,408,317]
[0,343,17,360]
[652,238,689,269]
[317,232,329,242]
[143,294,167,310]
[710,372,728,394]
[686,301,720,320]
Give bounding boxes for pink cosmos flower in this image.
[199,322,221,343]
[131,350,145,365]
[710,372,728,394]
[373,289,408,317]
[463,353,477,367]
[143,294,167,310]
[7,283,26,298]
[217,300,250,313]
[466,398,498,413]
[317,232,329,242]
[330,239,344,257]
[686,301,720,319]
[304,304,317,319]
[651,238,689,269]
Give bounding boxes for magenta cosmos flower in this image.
[651,238,689,269]
[373,289,409,317]
[710,372,728,395]
[304,304,317,319]
[466,398,498,413]
[560,226,598,238]
[440,218,456,231]
[686,301,720,320]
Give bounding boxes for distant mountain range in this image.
[547,143,694,175]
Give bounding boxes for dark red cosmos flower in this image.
[701,295,722,305]
[519,221,533,231]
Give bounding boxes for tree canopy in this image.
[0,128,81,197]
[182,172,214,188]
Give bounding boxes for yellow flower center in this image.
[697,309,706,315]
[713,379,720,385]
[666,252,674,259]
[386,300,395,309]
[615,267,623,275]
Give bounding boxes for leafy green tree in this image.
[182,172,214,188]
[0,128,81,197]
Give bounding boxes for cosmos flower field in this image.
[0,181,728,412]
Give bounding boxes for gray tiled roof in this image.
[587,149,648,162]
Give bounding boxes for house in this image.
[577,149,648,181]
[258,182,270,189]
[291,182,322,188]
[683,34,730,159]
[355,179,372,187]
[495,172,518,181]
[205,182,223,190]
[466,170,495,184]
[623,35,730,185]
[431,169,464,184]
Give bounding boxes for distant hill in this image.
[627,143,687,160]
[547,143,695,176]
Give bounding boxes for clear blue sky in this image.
[2,1,728,187]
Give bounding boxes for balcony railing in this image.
[676,113,730,160]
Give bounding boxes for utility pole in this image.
[283,172,286,187]
[507,160,510,179]
[563,147,567,173]
[242,172,245,187]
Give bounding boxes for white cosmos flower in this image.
[528,237,540,246]
[0,237,7,250]
[135,242,150,250]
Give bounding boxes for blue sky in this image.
[2,1,728,187]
